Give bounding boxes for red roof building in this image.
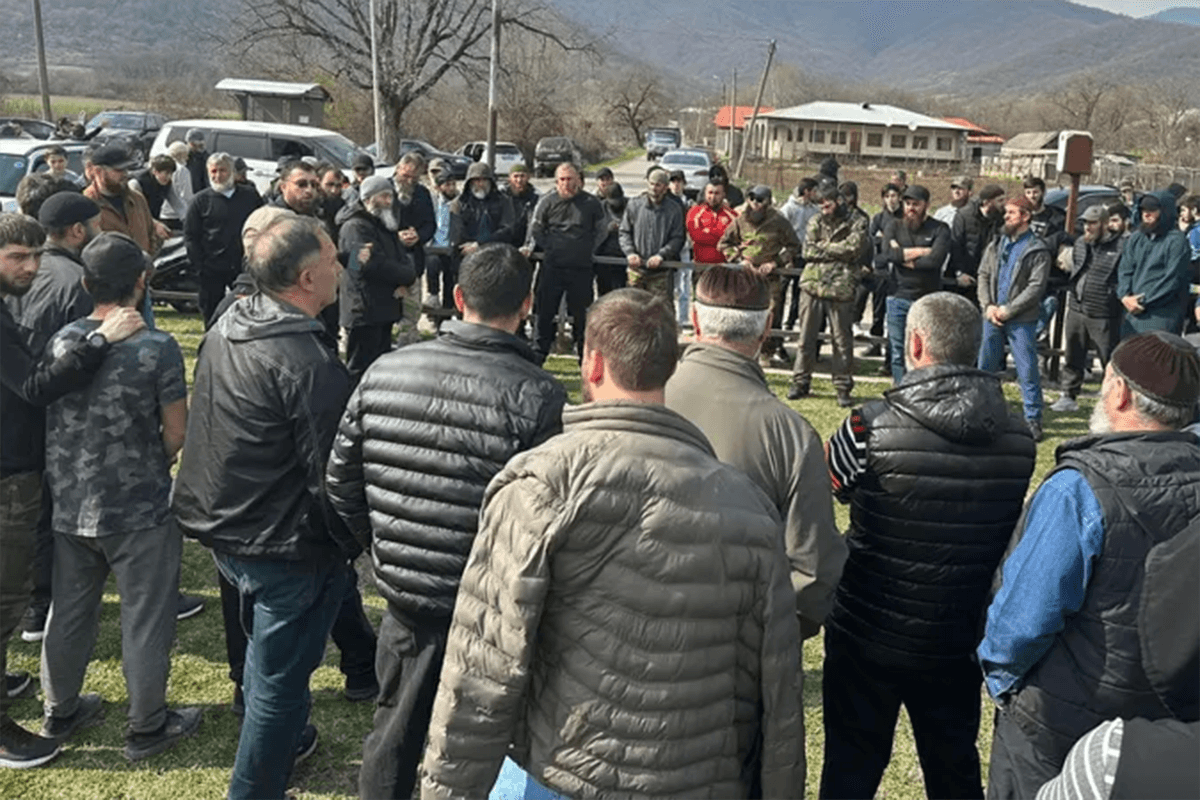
[715,105,775,130]
[943,116,1005,145]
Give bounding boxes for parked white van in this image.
[149,119,375,193]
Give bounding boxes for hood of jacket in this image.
[334,194,374,227]
[1142,190,1179,238]
[885,363,1012,446]
[459,162,497,199]
[219,291,329,344]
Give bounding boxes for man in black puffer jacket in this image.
[326,243,565,800]
[823,291,1036,800]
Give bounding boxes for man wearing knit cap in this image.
[337,174,416,380]
[666,265,845,646]
[977,194,1051,441]
[1116,190,1192,337]
[980,330,1200,799]
[717,186,800,367]
[619,167,685,312]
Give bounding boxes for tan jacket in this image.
[666,343,847,638]
[84,184,160,256]
[422,401,805,800]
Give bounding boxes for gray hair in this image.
[694,302,771,345]
[905,291,981,366]
[1133,389,1196,431]
[398,151,426,171]
[206,151,234,171]
[167,141,189,162]
[246,213,325,293]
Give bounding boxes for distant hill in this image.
[1147,7,1200,26]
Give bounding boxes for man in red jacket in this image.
[685,180,737,310]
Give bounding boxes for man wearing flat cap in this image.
[666,265,846,646]
[717,186,800,368]
[1050,204,1125,413]
[980,330,1200,799]
[620,167,685,312]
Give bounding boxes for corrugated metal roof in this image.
[759,102,969,131]
[1002,131,1058,152]
[215,79,332,100]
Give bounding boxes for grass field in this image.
[0,308,1095,799]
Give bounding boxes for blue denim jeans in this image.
[886,296,913,385]
[978,319,1042,423]
[215,552,351,800]
[676,265,693,326]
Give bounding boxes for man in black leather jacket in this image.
[326,243,565,800]
[172,213,357,800]
[822,291,1036,800]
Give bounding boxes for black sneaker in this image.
[5,672,32,700]
[294,724,318,765]
[19,605,46,643]
[343,674,379,703]
[786,384,810,401]
[837,390,855,408]
[0,715,61,769]
[123,707,202,762]
[41,693,105,740]
[231,685,244,718]
[176,594,206,621]
[1028,420,1045,443]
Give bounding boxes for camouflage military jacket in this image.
[800,211,868,301]
[717,208,800,269]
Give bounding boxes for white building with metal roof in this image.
[746,101,971,164]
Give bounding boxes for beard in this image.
[439,187,457,201]
[210,177,234,193]
[394,179,414,206]
[369,204,399,232]
[472,187,487,200]
[904,212,923,232]
[0,273,34,296]
[1141,220,1158,234]
[746,207,767,224]
[1003,222,1023,238]
[1089,382,1115,434]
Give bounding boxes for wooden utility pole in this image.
[32,0,52,121]
[735,39,776,180]
[728,70,736,158]
[486,0,501,173]
[369,0,383,156]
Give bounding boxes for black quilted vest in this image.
[1008,432,1200,763]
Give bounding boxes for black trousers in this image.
[1060,310,1118,398]
[986,708,1065,800]
[216,563,376,689]
[28,475,54,615]
[425,253,457,309]
[594,261,627,296]
[359,612,450,800]
[854,272,887,337]
[346,323,394,383]
[199,272,236,329]
[820,628,984,800]
[536,267,593,360]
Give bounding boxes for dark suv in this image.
[86,111,167,161]
[534,136,582,177]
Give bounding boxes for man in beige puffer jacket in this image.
[421,288,805,800]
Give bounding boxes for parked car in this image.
[397,139,472,180]
[1045,185,1139,235]
[0,117,57,140]
[644,128,682,160]
[456,141,526,175]
[150,119,375,194]
[86,110,168,160]
[533,136,582,177]
[658,148,713,199]
[0,139,90,213]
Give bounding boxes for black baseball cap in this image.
[90,144,141,171]
[902,185,931,203]
[352,153,374,171]
[81,232,152,287]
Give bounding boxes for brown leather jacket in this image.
[84,184,160,256]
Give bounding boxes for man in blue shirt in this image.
[977,195,1051,441]
[979,330,1200,799]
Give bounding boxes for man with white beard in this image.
[980,331,1200,799]
[337,175,416,380]
[184,152,263,326]
[391,153,435,345]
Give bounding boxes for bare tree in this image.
[1047,72,1114,132]
[607,74,668,146]
[225,0,591,160]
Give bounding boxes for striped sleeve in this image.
[1035,718,1123,800]
[826,410,868,503]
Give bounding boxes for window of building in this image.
[867,132,883,147]
[937,136,952,151]
[912,136,929,150]
[832,130,847,145]
[811,129,825,144]
[786,128,793,142]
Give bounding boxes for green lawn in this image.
[1,309,1094,799]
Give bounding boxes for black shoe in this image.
[19,605,46,643]
[837,390,855,408]
[294,724,318,765]
[0,715,61,769]
[5,672,32,700]
[1028,420,1044,442]
[41,693,105,741]
[123,707,202,762]
[786,384,810,401]
[231,685,244,718]
[176,594,206,621]
[344,674,379,703]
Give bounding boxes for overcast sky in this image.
[1069,0,1197,17]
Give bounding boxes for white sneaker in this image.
[1050,395,1079,413]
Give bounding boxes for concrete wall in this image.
[751,119,966,163]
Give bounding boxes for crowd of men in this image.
[1,134,1198,800]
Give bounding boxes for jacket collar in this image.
[679,342,767,389]
[439,318,540,365]
[564,400,716,457]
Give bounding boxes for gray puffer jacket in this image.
[421,402,805,800]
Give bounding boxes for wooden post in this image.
[735,40,775,180]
